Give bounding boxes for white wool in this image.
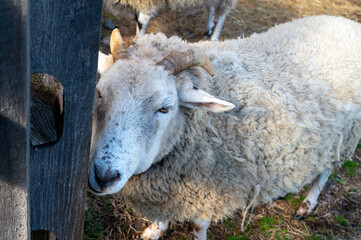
[94,15,361,224]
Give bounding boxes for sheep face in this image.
[89,49,234,195]
[89,59,180,195]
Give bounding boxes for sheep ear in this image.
[97,51,114,74]
[179,86,235,113]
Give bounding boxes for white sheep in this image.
[103,0,237,41]
[89,15,361,240]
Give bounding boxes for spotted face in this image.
[88,51,234,195]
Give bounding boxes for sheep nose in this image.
[94,167,121,189]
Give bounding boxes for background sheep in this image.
[89,15,361,239]
[102,0,237,41]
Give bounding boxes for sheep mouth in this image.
[88,181,103,194]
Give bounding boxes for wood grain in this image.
[0,0,30,239]
[30,73,64,146]
[29,0,102,239]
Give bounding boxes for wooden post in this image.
[29,0,102,239]
[0,0,30,239]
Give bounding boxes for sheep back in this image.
[104,0,237,17]
[104,0,166,16]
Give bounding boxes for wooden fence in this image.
[0,0,102,239]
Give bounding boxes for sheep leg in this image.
[294,168,332,220]
[193,219,210,240]
[211,12,227,41]
[205,6,215,37]
[140,220,169,240]
[136,12,151,36]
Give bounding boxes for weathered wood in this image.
[30,73,64,146]
[29,0,102,239]
[0,0,30,239]
[31,230,57,240]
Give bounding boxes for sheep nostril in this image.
[95,168,121,189]
[102,172,121,188]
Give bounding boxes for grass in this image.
[226,235,247,240]
[342,160,359,177]
[275,228,289,240]
[224,217,236,230]
[207,232,216,240]
[334,215,348,226]
[329,172,347,185]
[84,208,105,239]
[284,193,299,206]
[222,217,249,239]
[259,216,282,235]
[254,217,292,239]
[307,234,324,240]
[84,196,117,240]
[283,193,305,206]
[179,235,191,240]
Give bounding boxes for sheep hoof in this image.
[204,30,212,38]
[293,213,305,221]
[294,200,312,221]
[140,221,168,240]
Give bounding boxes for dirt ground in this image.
[85,1,361,239]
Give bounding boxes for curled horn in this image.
[157,46,214,77]
[110,28,130,61]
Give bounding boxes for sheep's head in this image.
[88,29,235,195]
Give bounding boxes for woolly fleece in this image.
[117,15,361,222]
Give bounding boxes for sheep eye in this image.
[157,107,170,114]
